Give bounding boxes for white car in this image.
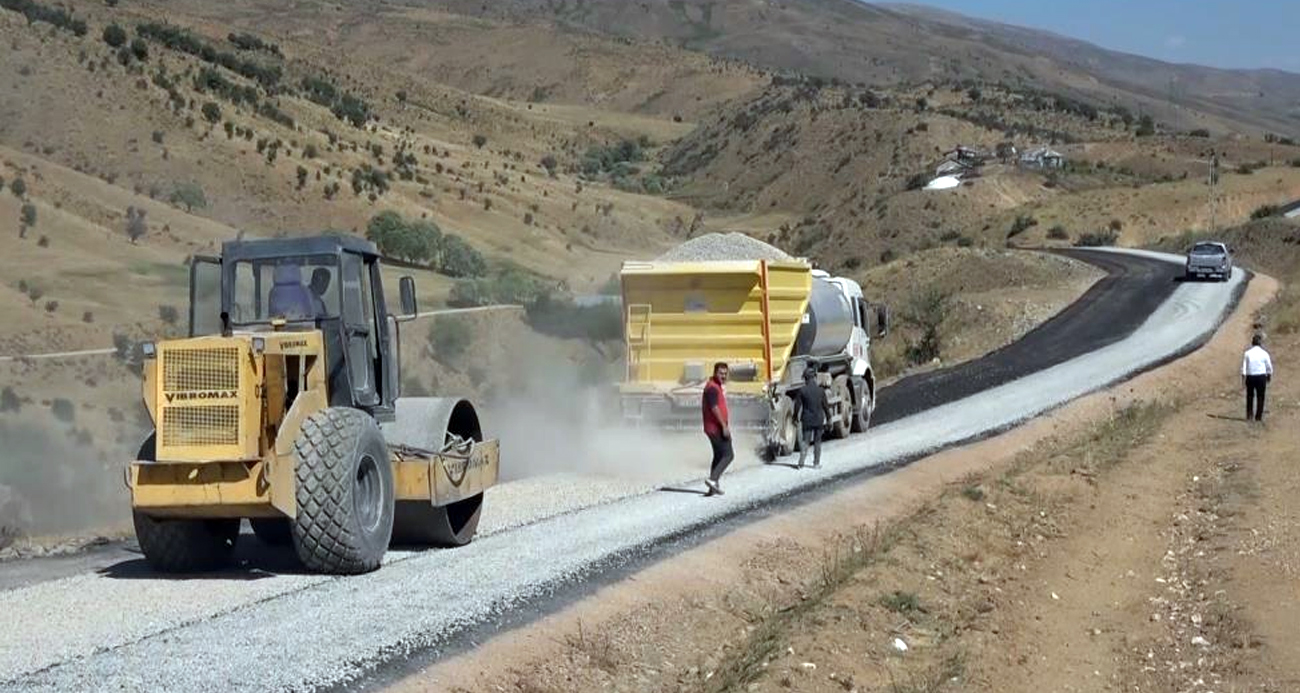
[1184,241,1232,282]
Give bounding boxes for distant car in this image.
[1184,241,1232,282]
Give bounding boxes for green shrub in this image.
[102,23,127,47]
[879,590,922,614]
[137,22,281,87]
[1135,114,1156,137]
[901,287,952,364]
[439,234,487,278]
[169,182,207,212]
[10,178,26,198]
[201,101,221,124]
[0,387,20,413]
[1251,204,1281,220]
[20,203,36,227]
[2,0,87,36]
[429,317,472,367]
[129,37,148,60]
[50,398,75,423]
[525,295,623,342]
[1007,214,1038,239]
[472,134,488,149]
[1074,230,1119,247]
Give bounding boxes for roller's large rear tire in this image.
[291,407,395,574]
[392,494,484,547]
[133,512,240,573]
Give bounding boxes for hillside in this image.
[430,0,1300,137]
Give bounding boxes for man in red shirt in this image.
[702,362,734,497]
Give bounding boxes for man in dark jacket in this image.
[795,367,831,469]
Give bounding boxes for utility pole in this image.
[1208,149,1220,231]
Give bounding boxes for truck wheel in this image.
[851,378,873,434]
[133,512,239,573]
[767,396,797,458]
[291,407,395,574]
[392,494,484,547]
[829,378,852,439]
[250,518,293,547]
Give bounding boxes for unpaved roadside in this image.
[388,273,1278,692]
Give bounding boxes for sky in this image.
[899,1,1300,71]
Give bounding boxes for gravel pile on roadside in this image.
[657,232,793,262]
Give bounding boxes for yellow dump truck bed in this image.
[619,259,812,426]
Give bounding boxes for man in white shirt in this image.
[1242,335,1274,422]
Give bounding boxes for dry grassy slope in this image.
[0,5,693,289]
[0,145,464,353]
[130,0,766,120]
[430,0,1300,137]
[1000,166,1300,248]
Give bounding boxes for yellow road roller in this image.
[128,235,499,574]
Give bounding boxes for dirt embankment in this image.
[391,267,1290,691]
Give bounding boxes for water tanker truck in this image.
[619,258,888,458]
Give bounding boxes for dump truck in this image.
[619,258,888,458]
[127,235,499,574]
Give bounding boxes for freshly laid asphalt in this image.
[876,249,1183,423]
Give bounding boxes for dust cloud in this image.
[483,347,761,485]
[0,417,136,541]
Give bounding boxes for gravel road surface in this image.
[0,250,1245,692]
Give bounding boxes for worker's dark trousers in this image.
[798,426,823,468]
[1246,375,1269,421]
[708,434,734,482]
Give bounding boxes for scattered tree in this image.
[158,305,179,325]
[0,386,20,413]
[901,288,951,364]
[201,101,221,125]
[130,37,148,61]
[1135,114,1156,137]
[125,206,148,242]
[296,165,308,189]
[169,182,207,212]
[50,398,75,423]
[472,134,487,149]
[10,178,26,198]
[20,203,36,227]
[102,23,127,48]
[151,130,165,144]
[540,154,558,176]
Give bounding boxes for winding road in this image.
[0,249,1246,693]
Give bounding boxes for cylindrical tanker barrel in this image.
[793,277,855,358]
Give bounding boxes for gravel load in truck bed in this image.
[656,232,793,262]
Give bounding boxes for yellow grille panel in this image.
[162,406,239,447]
[163,348,239,392]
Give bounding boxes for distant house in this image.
[944,145,989,164]
[1019,147,1066,169]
